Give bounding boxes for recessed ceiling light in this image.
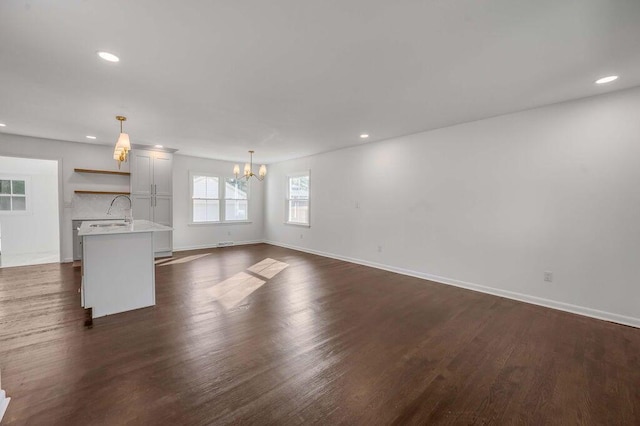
[97,51,120,62]
[360,134,369,139]
[154,144,163,148]
[0,123,6,127]
[86,135,97,139]
[595,75,618,84]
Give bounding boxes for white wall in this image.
[0,134,128,261]
[172,154,264,250]
[265,86,640,327]
[0,156,59,256]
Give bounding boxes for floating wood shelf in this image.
[74,168,130,176]
[74,190,131,195]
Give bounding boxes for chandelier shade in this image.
[113,116,131,169]
[234,150,266,181]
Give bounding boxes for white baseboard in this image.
[173,240,264,252]
[264,240,640,329]
[0,390,10,423]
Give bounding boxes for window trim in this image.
[0,175,30,215]
[285,171,310,227]
[188,171,252,225]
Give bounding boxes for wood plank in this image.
[74,168,130,176]
[1,244,639,424]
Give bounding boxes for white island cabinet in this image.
[79,220,172,318]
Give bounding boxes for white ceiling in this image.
[1,0,639,163]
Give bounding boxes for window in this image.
[286,173,310,225]
[191,174,219,223]
[189,172,251,224]
[224,178,249,221]
[0,178,27,212]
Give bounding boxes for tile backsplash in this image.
[72,193,131,219]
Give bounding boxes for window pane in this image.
[288,200,309,224]
[206,177,219,198]
[193,199,219,222]
[12,196,26,211]
[12,180,25,195]
[0,196,10,210]
[0,180,10,194]
[225,200,248,221]
[193,175,219,199]
[224,178,248,200]
[289,176,309,199]
[206,200,220,221]
[193,199,207,222]
[193,176,207,198]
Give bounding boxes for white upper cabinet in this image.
[153,152,172,196]
[131,150,153,196]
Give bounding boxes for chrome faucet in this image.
[107,195,133,223]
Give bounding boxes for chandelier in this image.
[233,150,266,181]
[113,115,131,169]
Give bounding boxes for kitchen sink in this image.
[90,223,128,228]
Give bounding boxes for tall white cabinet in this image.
[130,148,173,257]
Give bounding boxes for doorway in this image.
[0,156,60,267]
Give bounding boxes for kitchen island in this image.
[79,219,172,319]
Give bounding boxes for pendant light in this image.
[113,115,131,169]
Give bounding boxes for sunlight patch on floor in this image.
[207,258,290,310]
[158,253,211,266]
[247,258,289,279]
[208,271,266,310]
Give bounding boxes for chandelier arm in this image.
[234,150,265,182]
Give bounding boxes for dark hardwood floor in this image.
[1,243,639,425]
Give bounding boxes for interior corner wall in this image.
[264,86,640,326]
[171,154,265,250]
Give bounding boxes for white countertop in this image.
[78,220,172,236]
[72,215,125,221]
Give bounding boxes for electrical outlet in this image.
[377,245,382,253]
[300,234,303,239]
[227,231,231,236]
[355,201,360,209]
[544,271,553,282]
